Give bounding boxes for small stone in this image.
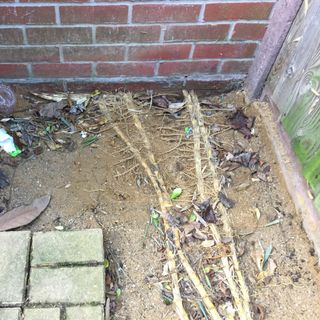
[29,266,105,304]
[0,308,21,320]
[23,308,60,320]
[0,231,31,305]
[31,229,104,266]
[66,306,104,320]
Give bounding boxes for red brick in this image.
[159,61,219,76]
[0,28,24,45]
[133,4,200,23]
[186,79,237,92]
[165,24,229,42]
[96,26,160,43]
[0,64,29,78]
[97,63,154,76]
[32,63,92,77]
[204,3,273,21]
[63,46,125,62]
[60,6,128,24]
[0,47,59,63]
[22,0,87,2]
[27,27,92,45]
[0,7,55,25]
[221,60,253,74]
[194,43,257,59]
[128,45,191,61]
[95,0,126,2]
[232,23,267,41]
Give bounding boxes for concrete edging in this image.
[254,96,320,261]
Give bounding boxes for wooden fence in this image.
[264,0,320,210]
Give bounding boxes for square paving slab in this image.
[0,231,31,306]
[0,308,21,320]
[31,229,104,266]
[0,229,105,318]
[66,306,104,320]
[23,307,60,320]
[29,266,105,304]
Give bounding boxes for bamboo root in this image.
[190,91,251,318]
[125,94,223,320]
[102,95,188,320]
[112,123,187,319]
[177,249,222,320]
[184,90,252,320]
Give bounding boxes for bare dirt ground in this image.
[1,88,320,320]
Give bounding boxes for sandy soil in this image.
[0,88,320,320]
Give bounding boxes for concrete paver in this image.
[1,229,106,319]
[31,229,104,266]
[66,305,104,320]
[0,308,21,320]
[29,266,105,304]
[0,231,31,306]
[23,307,60,320]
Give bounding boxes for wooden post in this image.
[246,0,302,99]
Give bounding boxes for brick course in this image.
[0,1,275,84]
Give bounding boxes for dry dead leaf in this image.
[182,222,200,236]
[252,304,266,320]
[251,242,277,282]
[162,261,170,276]
[193,228,207,240]
[39,100,67,119]
[255,207,261,221]
[256,258,277,282]
[197,199,217,223]
[0,195,51,231]
[201,240,215,248]
[32,92,66,102]
[229,110,255,138]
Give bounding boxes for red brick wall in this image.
[0,1,275,87]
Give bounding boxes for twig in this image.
[195,91,251,319]
[6,165,17,209]
[141,91,222,320]
[162,137,184,155]
[115,155,134,166]
[114,164,139,178]
[112,146,130,155]
[177,248,222,320]
[184,90,252,320]
[101,95,188,320]
[130,95,225,320]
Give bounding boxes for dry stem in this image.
[184,90,252,320]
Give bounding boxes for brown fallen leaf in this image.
[0,195,51,231]
[197,199,217,223]
[182,222,201,236]
[252,304,266,320]
[218,191,235,209]
[229,110,255,138]
[153,96,169,109]
[0,152,20,167]
[227,151,259,170]
[39,100,67,119]
[193,228,207,240]
[0,169,9,189]
[251,242,277,282]
[256,259,277,282]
